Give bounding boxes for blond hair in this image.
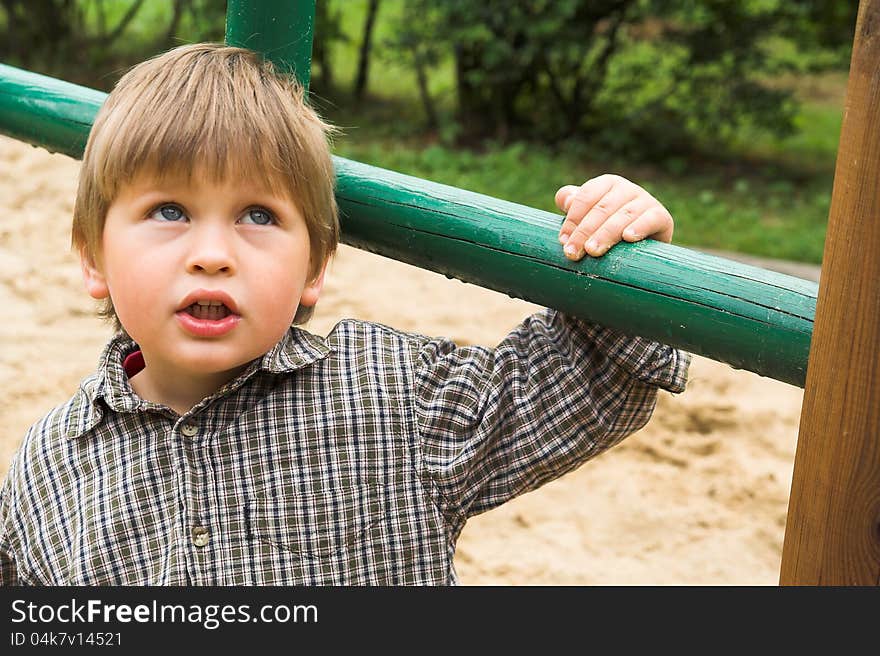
[72,42,339,330]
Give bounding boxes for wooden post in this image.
[780,0,880,585]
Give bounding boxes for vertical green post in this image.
[225,0,316,90]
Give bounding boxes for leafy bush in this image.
[387,0,856,156]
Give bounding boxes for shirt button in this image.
[191,526,210,547]
[181,423,198,437]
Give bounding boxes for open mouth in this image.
[184,301,233,321]
[175,292,241,337]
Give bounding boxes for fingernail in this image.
[559,233,568,245]
[586,238,600,253]
[624,228,638,240]
[564,243,580,258]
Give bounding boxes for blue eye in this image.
[240,208,276,225]
[149,204,185,222]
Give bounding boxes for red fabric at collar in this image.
[122,350,145,378]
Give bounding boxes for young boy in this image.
[0,43,689,585]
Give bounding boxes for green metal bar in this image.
[0,64,103,159]
[225,0,316,89]
[0,63,818,387]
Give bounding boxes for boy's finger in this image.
[621,206,675,244]
[556,185,587,243]
[557,176,618,242]
[562,184,639,258]
[554,185,580,212]
[576,198,654,257]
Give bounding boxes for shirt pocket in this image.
[247,481,386,560]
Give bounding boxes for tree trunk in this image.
[354,0,380,101]
[155,0,188,51]
[454,42,493,140]
[412,47,437,130]
[312,0,334,90]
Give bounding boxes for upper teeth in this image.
[196,300,224,306]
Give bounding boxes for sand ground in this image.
[0,135,807,584]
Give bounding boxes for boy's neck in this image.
[128,356,249,416]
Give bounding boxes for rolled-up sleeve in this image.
[414,308,690,521]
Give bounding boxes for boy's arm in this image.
[413,176,689,521]
[414,309,690,521]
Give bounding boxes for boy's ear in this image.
[299,257,330,308]
[79,249,110,300]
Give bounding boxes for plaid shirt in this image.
[0,309,689,585]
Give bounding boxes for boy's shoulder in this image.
[14,373,102,464]
[2,376,99,516]
[321,317,439,352]
[316,317,500,383]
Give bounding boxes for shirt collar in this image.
[259,325,333,374]
[65,325,333,439]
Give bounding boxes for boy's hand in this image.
[555,174,674,260]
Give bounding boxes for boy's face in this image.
[80,170,326,380]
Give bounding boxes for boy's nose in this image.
[185,227,236,275]
[188,258,232,274]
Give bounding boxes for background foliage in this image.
[0,0,860,263]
